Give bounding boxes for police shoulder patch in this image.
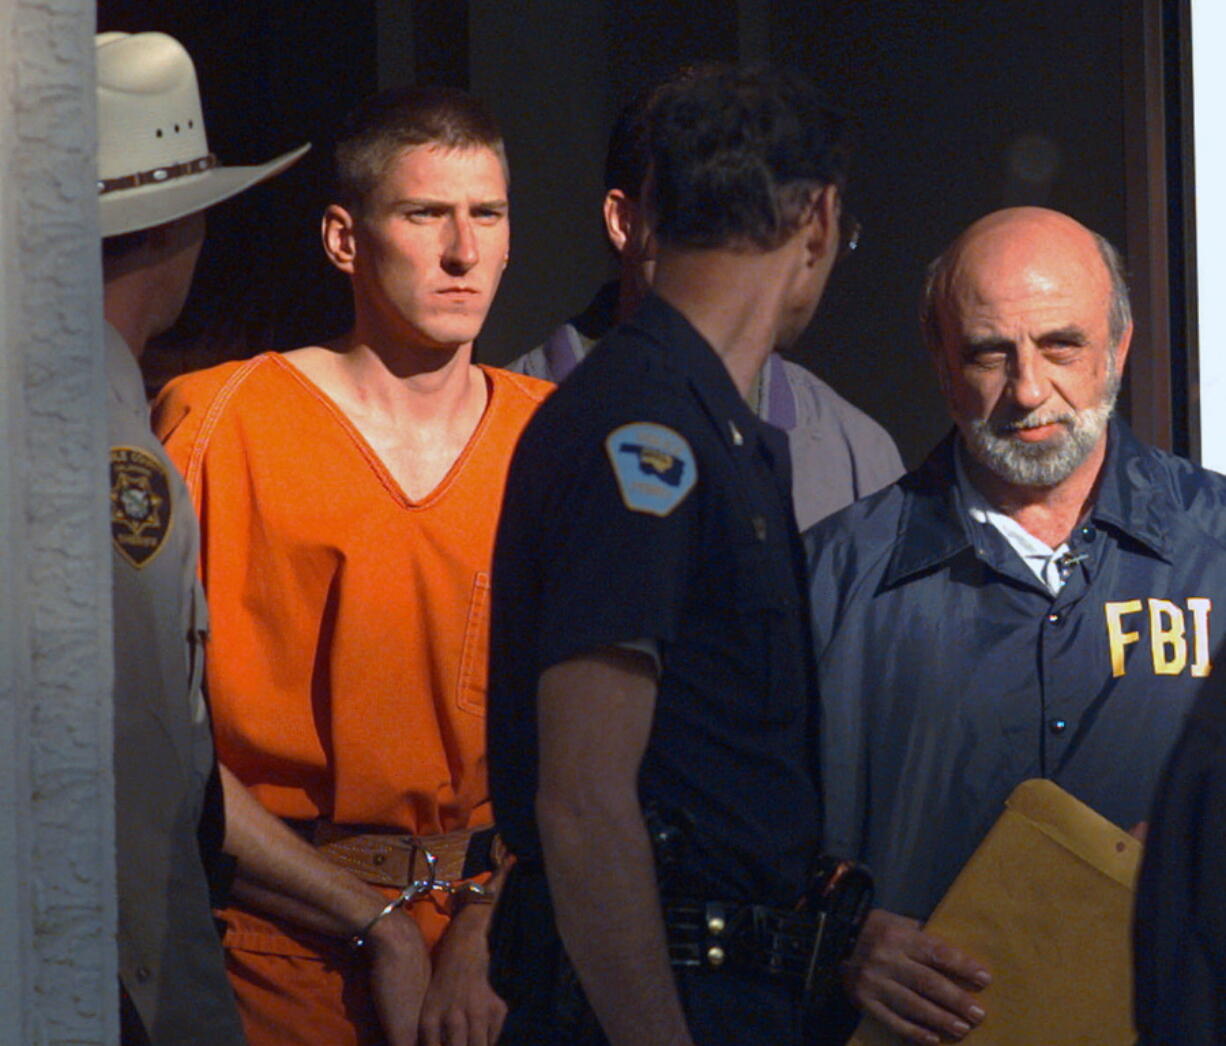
[110,445,173,568]
[604,422,697,517]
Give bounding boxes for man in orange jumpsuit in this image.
[153,87,550,1046]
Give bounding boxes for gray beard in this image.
[961,379,1119,488]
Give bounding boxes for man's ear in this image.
[804,184,840,266]
[321,203,358,274]
[1113,320,1134,375]
[602,189,638,255]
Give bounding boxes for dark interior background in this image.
[99,0,1136,468]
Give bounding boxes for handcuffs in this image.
[348,846,495,951]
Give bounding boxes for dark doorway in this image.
[101,1,1141,468]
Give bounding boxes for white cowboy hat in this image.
[97,31,309,237]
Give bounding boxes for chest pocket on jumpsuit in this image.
[455,570,491,716]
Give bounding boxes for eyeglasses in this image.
[839,212,862,260]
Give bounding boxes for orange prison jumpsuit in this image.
[153,353,550,1046]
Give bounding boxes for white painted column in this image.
[0,2,116,1044]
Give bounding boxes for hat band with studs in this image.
[98,153,218,196]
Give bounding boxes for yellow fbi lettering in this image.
[1104,597,1213,678]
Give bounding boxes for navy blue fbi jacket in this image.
[808,420,1226,920]
[488,294,821,907]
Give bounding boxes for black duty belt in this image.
[664,899,821,981]
[660,857,873,1007]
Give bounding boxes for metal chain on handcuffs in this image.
[348,846,493,951]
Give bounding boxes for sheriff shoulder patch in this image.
[110,445,173,568]
[604,422,697,516]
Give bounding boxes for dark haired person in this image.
[509,87,901,531]
[808,207,1226,1044]
[152,86,550,1046]
[488,65,853,1046]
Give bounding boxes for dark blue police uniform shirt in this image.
[488,293,821,906]
[808,420,1226,919]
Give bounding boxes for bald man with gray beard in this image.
[808,207,1226,1045]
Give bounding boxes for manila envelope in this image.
[848,778,1141,1045]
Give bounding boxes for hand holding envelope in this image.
[848,779,1141,1046]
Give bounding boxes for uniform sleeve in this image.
[533,412,702,672]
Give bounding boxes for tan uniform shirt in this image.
[107,324,244,1045]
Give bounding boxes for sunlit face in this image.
[934,215,1127,488]
[348,144,509,351]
